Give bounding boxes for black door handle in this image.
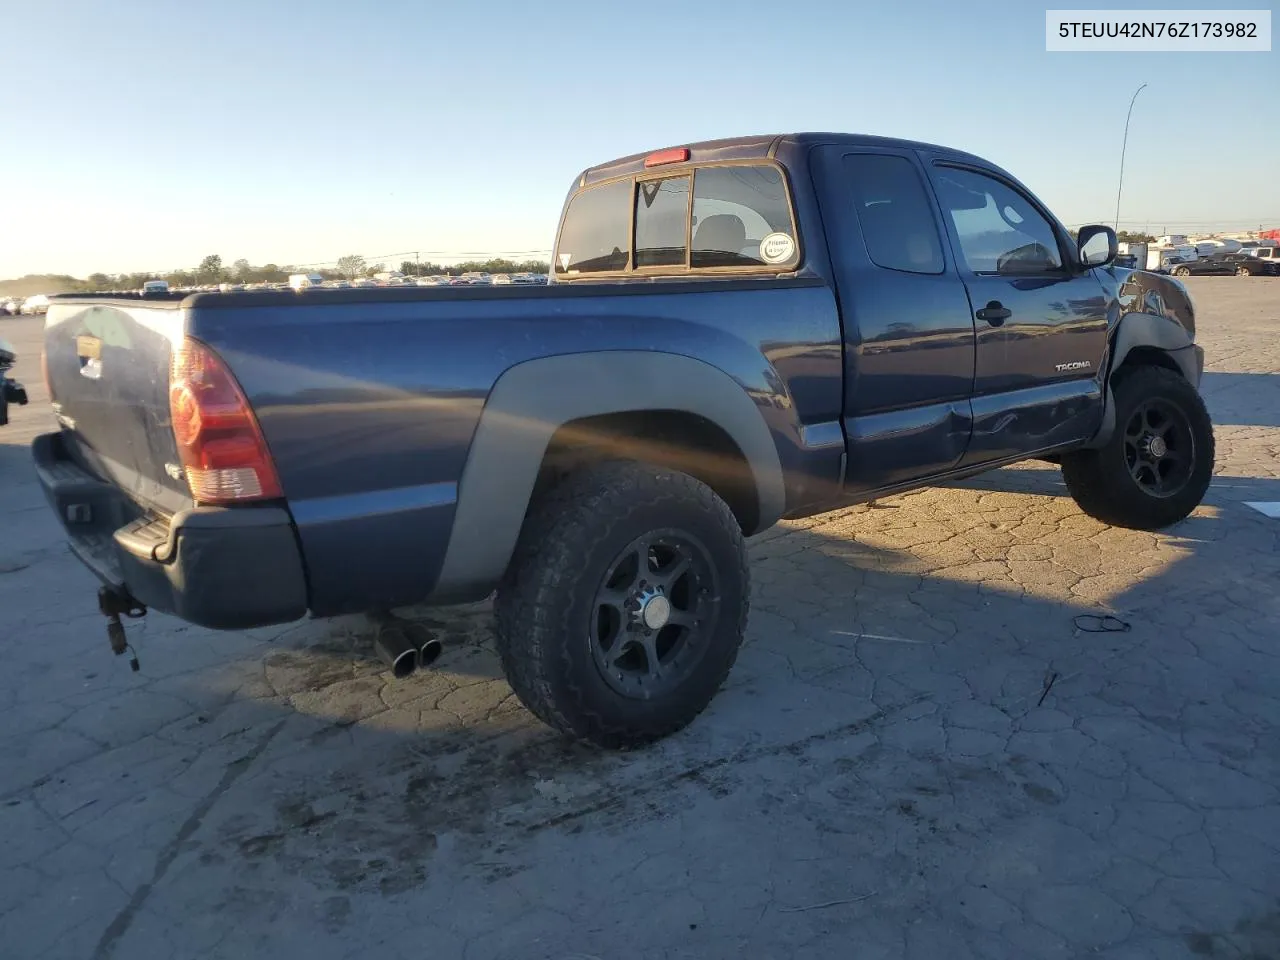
[976,301,1011,325]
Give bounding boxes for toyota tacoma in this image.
[34,133,1213,747]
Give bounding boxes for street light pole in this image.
[1114,82,1148,233]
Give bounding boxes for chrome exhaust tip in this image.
[417,637,444,668]
[373,624,418,679]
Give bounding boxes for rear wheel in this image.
[1236,265,1252,277]
[1061,365,1214,530]
[495,461,749,748]
[1173,266,1191,277]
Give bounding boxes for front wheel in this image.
[1236,266,1252,277]
[1173,266,1192,277]
[495,461,749,748]
[1061,365,1214,530]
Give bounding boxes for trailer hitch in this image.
[98,586,147,671]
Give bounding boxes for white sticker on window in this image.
[759,232,796,264]
[559,253,572,270]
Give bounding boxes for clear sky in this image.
[2,0,1277,277]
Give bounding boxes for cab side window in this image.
[844,154,945,275]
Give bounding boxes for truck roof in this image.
[579,132,994,187]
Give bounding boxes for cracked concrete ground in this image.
[1,277,1278,960]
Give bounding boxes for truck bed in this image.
[43,278,844,617]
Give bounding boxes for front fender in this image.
[1110,310,1200,385]
[429,351,786,602]
[1086,309,1203,449]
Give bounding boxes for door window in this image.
[935,167,1064,276]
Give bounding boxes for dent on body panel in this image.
[1114,268,1195,336]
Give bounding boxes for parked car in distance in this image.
[1243,246,1280,264]
[34,131,1215,750]
[141,280,170,296]
[288,273,326,291]
[21,294,50,315]
[1171,252,1278,277]
[491,274,513,285]
[1,297,23,316]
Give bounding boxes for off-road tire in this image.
[494,460,749,748]
[1061,365,1214,530]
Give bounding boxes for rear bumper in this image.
[32,431,309,630]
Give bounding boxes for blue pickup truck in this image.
[34,133,1212,747]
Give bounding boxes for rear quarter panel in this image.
[189,282,843,615]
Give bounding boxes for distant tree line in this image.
[0,253,551,297]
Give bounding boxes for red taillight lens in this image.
[644,147,690,167]
[169,338,282,504]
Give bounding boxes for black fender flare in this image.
[1086,311,1202,448]
[429,350,786,602]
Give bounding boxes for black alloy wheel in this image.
[494,460,749,747]
[1121,398,1196,499]
[1061,365,1214,531]
[590,530,719,699]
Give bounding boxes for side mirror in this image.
[1077,224,1118,269]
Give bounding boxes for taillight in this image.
[169,337,282,504]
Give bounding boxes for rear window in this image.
[554,162,798,277]
[635,176,690,268]
[555,178,632,274]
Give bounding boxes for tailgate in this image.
[44,300,192,516]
